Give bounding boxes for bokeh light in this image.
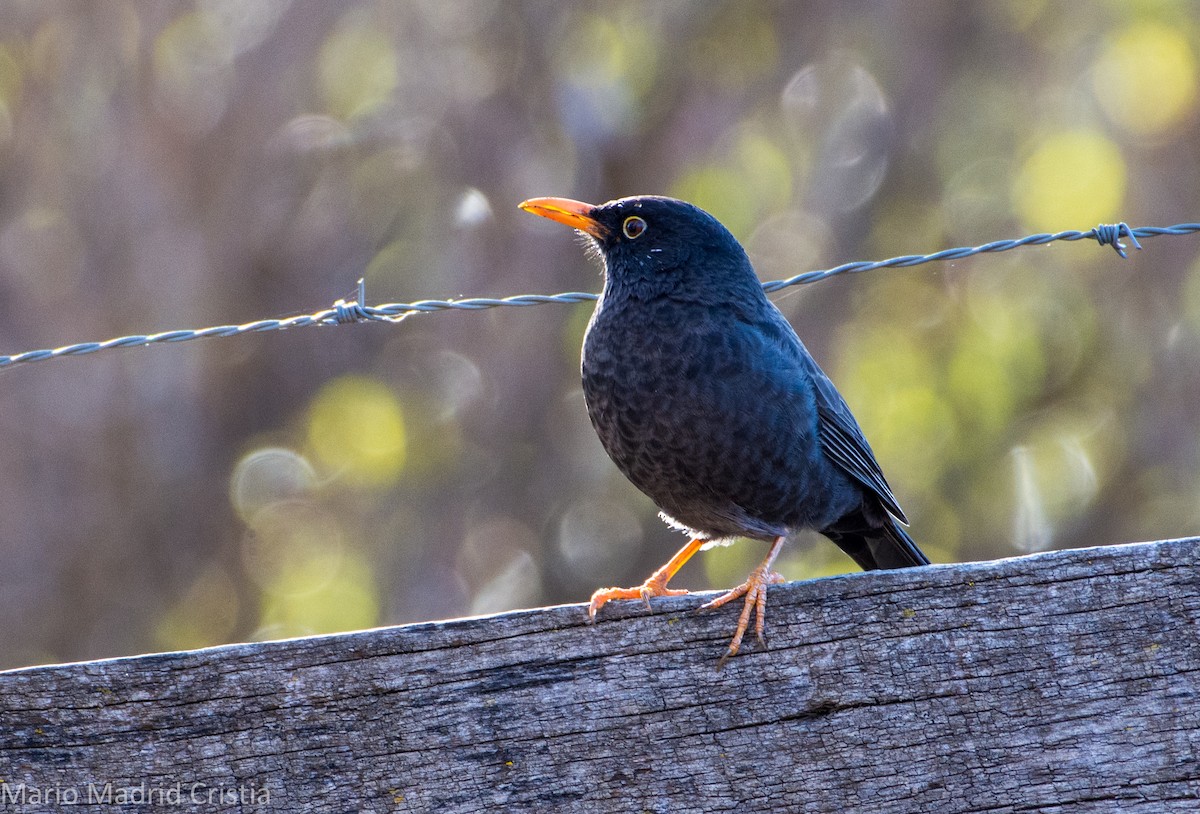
[319,12,399,121]
[2,2,1198,669]
[1012,130,1126,232]
[671,127,793,239]
[836,320,957,493]
[458,516,542,616]
[154,564,240,651]
[241,498,380,638]
[307,375,407,488]
[257,554,380,639]
[1093,22,1198,138]
[152,11,235,134]
[780,56,892,214]
[553,11,657,143]
[557,497,643,581]
[230,447,319,522]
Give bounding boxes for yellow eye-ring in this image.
[622,216,647,239]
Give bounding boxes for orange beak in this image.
[519,197,608,239]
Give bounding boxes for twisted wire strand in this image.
[2,221,1196,370]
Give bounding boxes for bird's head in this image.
[519,195,755,296]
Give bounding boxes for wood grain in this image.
[2,538,1199,812]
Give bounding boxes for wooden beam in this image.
[3,538,1199,812]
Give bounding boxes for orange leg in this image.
[699,535,786,665]
[588,537,705,621]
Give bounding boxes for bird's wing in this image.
[801,351,909,524]
[736,303,909,525]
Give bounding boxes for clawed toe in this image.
[587,582,690,621]
[698,536,787,662]
[585,537,703,622]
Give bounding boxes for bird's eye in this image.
[622,216,647,240]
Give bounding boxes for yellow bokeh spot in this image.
[0,45,23,109]
[672,165,756,238]
[992,0,1049,32]
[151,11,233,133]
[1182,251,1200,332]
[154,12,227,79]
[258,553,380,637]
[670,129,792,240]
[365,237,418,283]
[241,501,345,591]
[690,4,779,87]
[319,16,398,120]
[734,131,793,211]
[836,325,957,491]
[947,292,1047,439]
[559,14,657,95]
[1093,22,1198,136]
[154,564,239,651]
[307,375,406,487]
[1012,130,1125,232]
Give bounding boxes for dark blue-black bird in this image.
[520,195,930,661]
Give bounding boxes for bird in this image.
[519,194,930,662]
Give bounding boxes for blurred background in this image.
[0,0,1197,670]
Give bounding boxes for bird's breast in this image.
[580,295,844,538]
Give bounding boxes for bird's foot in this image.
[587,576,690,622]
[586,537,704,622]
[698,536,787,666]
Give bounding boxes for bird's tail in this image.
[821,509,930,571]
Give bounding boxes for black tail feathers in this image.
[821,508,930,571]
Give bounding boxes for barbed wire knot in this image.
[1092,222,1142,259]
[327,278,411,325]
[331,300,368,324]
[330,278,371,324]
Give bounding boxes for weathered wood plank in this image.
[2,538,1199,813]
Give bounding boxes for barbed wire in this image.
[1,221,1196,370]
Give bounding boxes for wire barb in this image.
[1090,223,1142,259]
[330,278,369,324]
[1,221,1196,371]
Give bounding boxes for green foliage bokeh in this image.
[0,1,1198,667]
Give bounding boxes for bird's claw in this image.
[587,579,690,622]
[587,537,704,622]
[699,565,785,663]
